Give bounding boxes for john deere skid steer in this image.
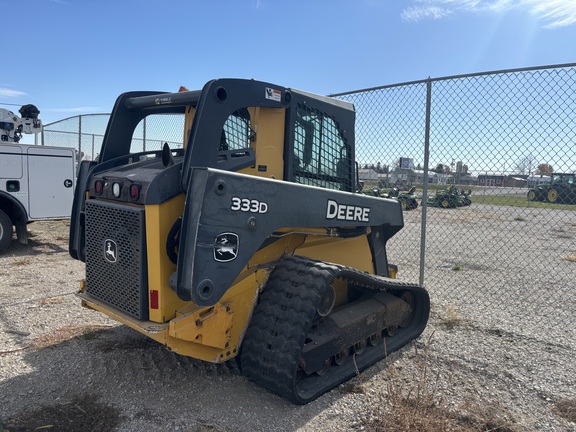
[69,79,429,404]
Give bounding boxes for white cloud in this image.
[525,0,576,28]
[0,88,27,98]
[402,6,453,21]
[402,0,576,28]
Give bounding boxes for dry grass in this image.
[362,334,521,432]
[11,256,32,266]
[439,304,466,329]
[561,254,576,262]
[554,398,576,423]
[459,400,521,432]
[3,393,122,432]
[39,296,65,306]
[31,324,113,349]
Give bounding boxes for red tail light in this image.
[129,184,141,200]
[95,180,104,195]
[150,290,159,309]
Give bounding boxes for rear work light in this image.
[112,182,122,198]
[129,184,141,201]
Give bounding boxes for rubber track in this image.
[240,255,429,404]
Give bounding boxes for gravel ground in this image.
[0,210,575,432]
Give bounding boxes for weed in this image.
[513,216,526,221]
[361,334,520,432]
[11,256,31,266]
[339,353,368,395]
[3,393,122,432]
[561,254,576,262]
[554,398,576,423]
[440,304,465,328]
[363,333,458,431]
[39,296,65,306]
[452,264,463,271]
[459,400,520,432]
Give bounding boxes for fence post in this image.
[78,115,82,159]
[419,79,432,287]
[143,117,147,152]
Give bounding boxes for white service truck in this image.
[0,105,76,253]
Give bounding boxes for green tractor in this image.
[388,186,419,211]
[360,185,419,211]
[527,173,576,204]
[427,185,472,208]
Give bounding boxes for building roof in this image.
[358,169,379,180]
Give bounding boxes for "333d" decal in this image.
[230,197,269,214]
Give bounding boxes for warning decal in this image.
[265,87,282,102]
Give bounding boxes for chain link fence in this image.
[41,114,108,162]
[41,113,184,164]
[332,63,576,345]
[40,65,575,344]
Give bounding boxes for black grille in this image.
[85,200,148,320]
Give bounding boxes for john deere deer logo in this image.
[104,239,118,263]
[214,233,239,262]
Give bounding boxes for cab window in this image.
[293,104,351,190]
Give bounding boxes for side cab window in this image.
[293,104,351,190]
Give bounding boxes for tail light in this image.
[95,180,104,195]
[150,290,159,309]
[130,184,141,201]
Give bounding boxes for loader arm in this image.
[173,167,404,305]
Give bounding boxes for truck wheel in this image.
[527,189,537,201]
[0,209,14,253]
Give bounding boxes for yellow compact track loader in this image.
[69,79,429,404]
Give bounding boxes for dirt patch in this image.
[3,393,122,432]
[29,324,114,349]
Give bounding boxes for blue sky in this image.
[1,0,575,132]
